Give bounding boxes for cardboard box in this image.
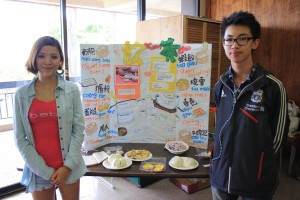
[169,178,211,194]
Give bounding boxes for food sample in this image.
[126,149,151,160]
[107,154,122,164]
[170,156,183,168]
[167,141,188,152]
[153,164,164,172]
[141,163,154,170]
[107,154,128,168]
[111,157,127,168]
[183,157,197,168]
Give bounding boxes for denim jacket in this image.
[13,74,86,192]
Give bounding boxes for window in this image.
[0,0,185,195]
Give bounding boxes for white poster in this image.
[80,39,212,152]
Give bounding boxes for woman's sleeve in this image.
[63,86,85,170]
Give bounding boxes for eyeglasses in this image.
[223,37,254,46]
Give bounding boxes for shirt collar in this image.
[28,73,65,97]
[228,64,257,81]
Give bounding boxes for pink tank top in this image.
[28,98,63,170]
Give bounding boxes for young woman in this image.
[13,36,86,200]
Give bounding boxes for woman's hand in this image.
[50,166,71,187]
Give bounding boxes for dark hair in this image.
[25,36,64,75]
[221,11,261,40]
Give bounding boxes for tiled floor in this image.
[3,163,300,200]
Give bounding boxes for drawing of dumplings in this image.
[179,129,192,144]
[96,46,109,58]
[195,50,209,64]
[85,122,98,136]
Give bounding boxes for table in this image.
[84,143,210,179]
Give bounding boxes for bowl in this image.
[165,141,189,154]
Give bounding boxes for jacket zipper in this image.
[236,75,264,99]
[220,75,264,101]
[219,75,265,192]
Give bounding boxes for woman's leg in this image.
[32,187,56,200]
[58,180,80,200]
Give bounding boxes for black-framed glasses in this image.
[223,37,254,46]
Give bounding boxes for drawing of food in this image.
[79,78,97,87]
[195,50,209,64]
[179,129,192,144]
[103,103,109,109]
[98,103,110,112]
[118,127,127,136]
[96,46,109,58]
[195,43,209,64]
[192,107,205,117]
[97,105,104,112]
[176,78,190,91]
[105,75,111,83]
[85,122,98,136]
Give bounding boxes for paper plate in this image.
[125,150,152,162]
[102,158,132,170]
[169,157,199,170]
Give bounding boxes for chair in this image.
[286,133,300,175]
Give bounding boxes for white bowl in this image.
[165,141,189,154]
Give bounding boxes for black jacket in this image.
[210,64,290,197]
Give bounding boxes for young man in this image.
[210,11,290,200]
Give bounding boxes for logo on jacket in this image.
[251,89,263,103]
[221,90,226,98]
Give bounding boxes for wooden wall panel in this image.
[208,0,300,105]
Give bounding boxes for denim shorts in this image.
[29,174,54,192]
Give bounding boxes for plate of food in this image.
[102,155,132,170]
[169,156,199,170]
[125,149,152,161]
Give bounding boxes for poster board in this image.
[80,39,212,152]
